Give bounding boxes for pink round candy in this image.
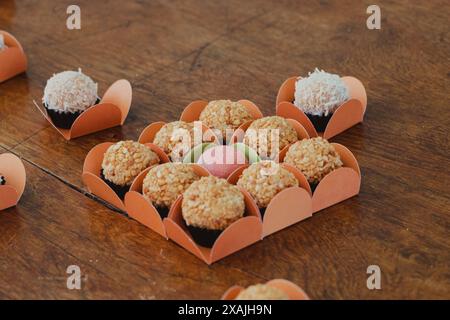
[197,145,247,178]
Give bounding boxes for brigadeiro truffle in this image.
[0,174,5,185]
[284,137,343,191]
[243,116,298,158]
[294,68,349,132]
[101,140,160,199]
[182,176,245,248]
[235,284,289,300]
[142,163,201,218]
[199,100,254,142]
[153,121,202,162]
[237,161,298,213]
[42,69,99,129]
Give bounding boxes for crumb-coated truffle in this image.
[236,284,289,300]
[182,176,245,230]
[153,121,201,162]
[101,140,160,186]
[143,163,201,208]
[284,137,343,184]
[294,68,349,116]
[199,100,254,140]
[243,116,298,155]
[237,161,298,208]
[43,68,98,114]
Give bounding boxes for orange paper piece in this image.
[164,187,263,265]
[0,31,27,83]
[124,164,209,238]
[0,153,26,211]
[276,75,367,139]
[82,142,169,212]
[221,279,309,300]
[33,79,132,140]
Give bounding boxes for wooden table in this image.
[0,0,449,299]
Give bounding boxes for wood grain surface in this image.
[0,0,449,299]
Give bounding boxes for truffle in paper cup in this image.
[82,142,169,211]
[0,31,27,83]
[138,121,219,162]
[222,279,309,300]
[228,162,312,237]
[124,164,209,238]
[164,185,262,264]
[33,79,132,140]
[231,117,309,162]
[180,99,263,144]
[276,73,367,139]
[0,153,26,211]
[280,141,361,213]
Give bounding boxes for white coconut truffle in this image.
[43,69,98,114]
[294,68,349,116]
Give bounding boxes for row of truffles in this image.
[294,68,349,131]
[43,69,99,129]
[101,140,160,199]
[235,284,289,300]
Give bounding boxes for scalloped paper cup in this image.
[227,163,312,237]
[163,188,263,265]
[82,142,170,212]
[221,279,309,300]
[0,31,27,83]
[179,100,264,143]
[0,153,26,211]
[124,164,210,238]
[276,76,367,139]
[33,79,132,140]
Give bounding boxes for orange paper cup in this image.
[0,153,26,211]
[124,164,210,239]
[276,75,367,139]
[0,30,27,83]
[221,279,309,300]
[164,188,263,265]
[82,142,169,212]
[33,79,132,140]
